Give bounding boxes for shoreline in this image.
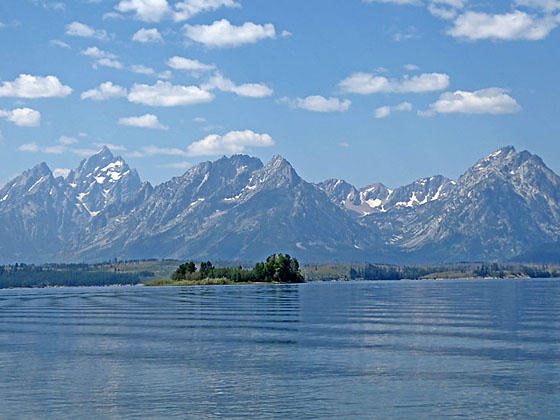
[2,258,559,290]
[145,279,302,287]
[3,276,558,291]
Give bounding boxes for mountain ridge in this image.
[1,145,558,264]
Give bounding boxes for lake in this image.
[0,279,559,419]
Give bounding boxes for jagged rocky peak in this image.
[170,154,263,202]
[254,155,301,187]
[318,179,361,206]
[459,146,554,187]
[455,146,560,212]
[357,184,392,213]
[72,146,113,177]
[360,183,392,202]
[30,161,52,176]
[64,147,143,216]
[265,154,296,172]
[463,146,540,177]
[68,146,139,186]
[0,162,54,200]
[182,154,262,180]
[18,162,52,184]
[212,154,263,176]
[385,175,454,209]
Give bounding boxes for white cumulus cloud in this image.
[19,143,63,154]
[174,0,240,22]
[404,64,420,71]
[81,46,116,59]
[173,0,241,22]
[115,0,241,23]
[53,168,71,178]
[0,74,72,98]
[18,142,98,156]
[167,56,215,71]
[80,47,123,69]
[116,0,171,22]
[282,95,351,112]
[127,81,214,106]
[203,73,273,98]
[184,19,277,47]
[0,108,41,127]
[103,12,124,20]
[95,58,124,69]
[131,64,156,75]
[514,0,560,13]
[50,39,71,48]
[30,0,66,10]
[339,72,449,94]
[19,143,40,153]
[375,107,391,119]
[132,27,163,43]
[427,0,467,19]
[374,101,412,118]
[65,21,109,40]
[420,88,522,115]
[359,0,474,23]
[428,5,458,19]
[448,10,560,41]
[118,114,168,129]
[187,130,275,156]
[81,82,128,100]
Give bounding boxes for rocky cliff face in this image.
[67,146,143,216]
[75,154,377,262]
[1,146,559,264]
[0,163,67,262]
[396,146,560,261]
[0,147,147,262]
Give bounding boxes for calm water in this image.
[0,279,559,419]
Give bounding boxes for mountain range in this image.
[1,145,559,264]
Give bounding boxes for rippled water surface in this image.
[1,279,559,419]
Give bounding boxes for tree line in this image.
[348,263,559,281]
[0,263,153,288]
[473,263,558,278]
[349,264,437,281]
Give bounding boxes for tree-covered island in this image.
[147,254,305,286]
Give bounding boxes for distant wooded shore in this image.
[0,259,558,289]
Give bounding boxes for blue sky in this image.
[0,0,559,188]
